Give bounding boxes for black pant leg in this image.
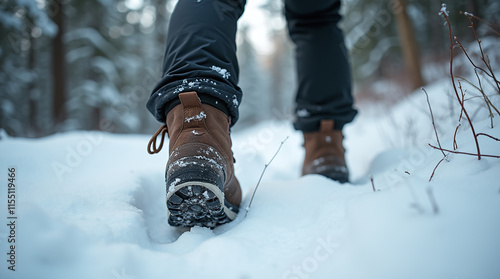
[285,0,357,132]
[147,0,246,125]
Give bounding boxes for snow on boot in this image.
[148,92,241,228]
[302,119,349,183]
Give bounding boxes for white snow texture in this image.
[211,65,231,79]
[1,77,500,279]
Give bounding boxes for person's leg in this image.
[285,0,356,132]
[147,0,246,227]
[285,0,356,182]
[147,0,246,126]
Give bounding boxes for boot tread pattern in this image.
[167,184,236,227]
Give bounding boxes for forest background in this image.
[1,0,499,137]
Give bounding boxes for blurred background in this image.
[0,0,499,137]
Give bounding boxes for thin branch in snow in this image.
[426,187,439,215]
[423,87,451,182]
[454,40,500,128]
[422,88,446,158]
[429,155,447,182]
[245,136,289,217]
[429,144,500,158]
[460,11,500,36]
[407,183,425,214]
[476,133,500,141]
[369,175,379,192]
[454,38,496,80]
[453,123,461,150]
[464,14,500,94]
[440,9,482,160]
[438,3,449,17]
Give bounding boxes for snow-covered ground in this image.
[1,77,500,279]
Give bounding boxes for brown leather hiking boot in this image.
[148,91,241,227]
[302,119,349,183]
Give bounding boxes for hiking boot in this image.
[148,91,241,228]
[302,119,349,183]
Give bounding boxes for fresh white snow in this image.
[1,77,500,279]
[439,3,449,17]
[211,66,231,79]
[184,111,207,123]
[297,108,310,118]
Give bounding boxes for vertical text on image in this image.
[6,167,17,272]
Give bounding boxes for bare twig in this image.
[482,74,500,95]
[426,187,439,214]
[407,183,424,214]
[474,69,500,128]
[453,123,461,150]
[457,82,465,123]
[461,11,500,36]
[440,8,482,159]
[429,155,448,182]
[423,88,446,157]
[429,144,500,158]
[465,14,500,94]
[476,133,500,141]
[457,74,500,125]
[454,37,495,80]
[369,175,379,192]
[454,36,499,128]
[245,136,289,217]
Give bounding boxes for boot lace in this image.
[147,125,167,154]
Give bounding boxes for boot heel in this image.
[166,158,238,227]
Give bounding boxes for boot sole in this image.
[166,160,238,228]
[166,182,237,227]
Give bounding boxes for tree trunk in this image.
[28,35,39,137]
[51,0,67,128]
[393,0,424,89]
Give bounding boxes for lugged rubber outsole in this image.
[166,181,238,228]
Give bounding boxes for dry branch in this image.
[476,133,500,141]
[460,11,500,36]
[465,14,500,94]
[429,144,500,158]
[429,156,447,182]
[440,7,482,159]
[422,88,446,157]
[426,187,439,214]
[245,136,289,217]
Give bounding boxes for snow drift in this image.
[1,77,500,279]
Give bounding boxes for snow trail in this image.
[1,77,500,278]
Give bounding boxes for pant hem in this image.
[147,78,241,126]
